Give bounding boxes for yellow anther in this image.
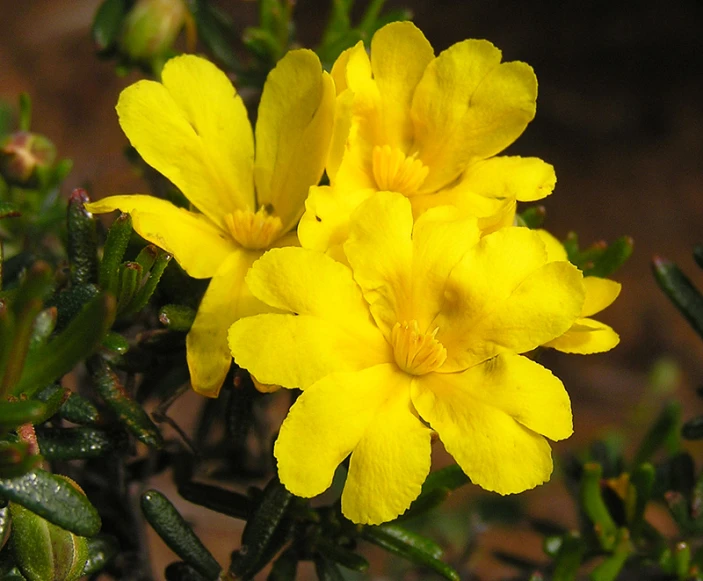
[224,207,283,250]
[391,320,447,376]
[372,145,429,197]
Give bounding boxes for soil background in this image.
[1,1,703,579]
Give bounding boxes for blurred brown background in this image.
[1,0,703,578]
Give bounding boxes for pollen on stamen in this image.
[224,207,283,250]
[372,145,429,197]
[391,320,447,376]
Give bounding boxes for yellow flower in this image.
[299,21,556,259]
[86,52,335,397]
[229,191,586,524]
[536,230,621,353]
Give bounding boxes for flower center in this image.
[372,145,429,197]
[391,320,447,375]
[224,207,283,250]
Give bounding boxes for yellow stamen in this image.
[372,145,429,197]
[391,320,447,375]
[224,207,283,250]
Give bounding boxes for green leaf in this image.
[67,189,99,286]
[652,256,703,340]
[0,201,21,219]
[628,463,654,537]
[550,532,585,581]
[116,262,141,314]
[191,0,239,71]
[87,355,163,448]
[313,556,345,581]
[36,427,127,460]
[585,236,633,278]
[56,392,101,425]
[230,477,294,579]
[0,469,101,536]
[92,0,128,51]
[589,528,632,581]
[123,249,171,315]
[632,401,681,466]
[0,505,10,551]
[141,489,221,580]
[316,538,369,572]
[517,205,546,229]
[0,400,47,431]
[362,524,459,581]
[579,463,617,551]
[98,212,132,294]
[49,283,100,331]
[164,561,210,581]
[14,293,115,397]
[102,330,129,354]
[18,93,31,132]
[82,535,119,576]
[159,304,196,332]
[0,441,41,479]
[10,501,89,581]
[177,480,251,520]
[267,548,298,581]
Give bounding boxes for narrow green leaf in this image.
[579,463,617,551]
[267,548,298,581]
[191,0,239,71]
[177,480,251,520]
[362,524,459,581]
[18,93,31,132]
[165,561,209,581]
[67,189,99,286]
[0,400,47,431]
[589,528,632,581]
[50,283,100,331]
[87,355,163,448]
[117,262,141,314]
[27,308,56,353]
[0,505,10,551]
[14,293,115,397]
[141,489,221,580]
[517,205,547,229]
[585,236,633,278]
[358,0,387,34]
[36,427,127,460]
[674,542,691,580]
[0,302,14,389]
[102,330,129,354]
[99,212,132,294]
[0,201,21,219]
[124,250,171,315]
[314,556,345,581]
[628,463,654,537]
[652,257,703,340]
[82,535,119,576]
[159,304,196,332]
[316,538,369,572]
[56,392,101,425]
[682,415,703,440]
[399,486,449,520]
[551,532,585,581]
[0,469,101,536]
[633,401,681,466]
[420,464,470,495]
[92,0,128,51]
[0,441,41,479]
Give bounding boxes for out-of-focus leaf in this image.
[36,426,128,460]
[316,538,369,572]
[589,528,632,581]
[628,463,654,537]
[0,469,101,536]
[0,400,47,431]
[580,463,617,551]
[268,548,298,581]
[14,293,115,397]
[191,0,239,71]
[177,480,251,520]
[93,0,128,51]
[141,489,221,580]
[517,205,547,229]
[585,236,633,277]
[0,201,20,219]
[550,532,584,581]
[633,401,681,466]
[0,441,41,479]
[159,304,196,332]
[313,556,345,581]
[165,561,209,581]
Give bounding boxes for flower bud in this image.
[0,131,56,187]
[9,476,89,581]
[119,0,187,62]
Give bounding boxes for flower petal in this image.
[535,229,568,261]
[298,185,374,259]
[435,227,585,371]
[545,317,620,354]
[582,277,621,317]
[254,50,336,232]
[86,195,236,279]
[410,206,480,332]
[187,249,264,397]
[228,246,390,388]
[344,192,414,337]
[118,55,255,227]
[412,361,562,494]
[412,40,537,192]
[342,382,431,524]
[274,364,404,498]
[229,313,390,390]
